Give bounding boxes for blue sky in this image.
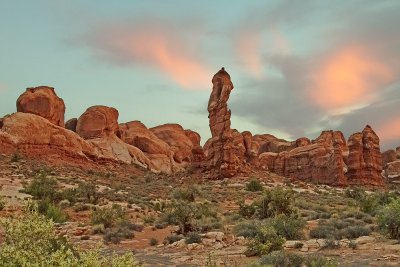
[1,0,399,149]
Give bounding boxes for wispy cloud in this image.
[310,45,393,115]
[229,0,400,148]
[85,20,211,89]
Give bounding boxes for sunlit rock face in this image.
[16,86,65,127]
[207,68,245,178]
[347,125,383,186]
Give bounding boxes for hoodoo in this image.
[207,68,243,178]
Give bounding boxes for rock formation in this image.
[347,126,383,185]
[16,86,65,127]
[254,126,383,186]
[76,106,119,139]
[151,123,203,164]
[206,68,244,178]
[119,121,174,173]
[65,118,78,132]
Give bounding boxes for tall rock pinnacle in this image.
[207,67,242,178]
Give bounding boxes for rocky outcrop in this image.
[119,121,174,173]
[347,126,383,185]
[0,112,97,163]
[268,131,348,185]
[75,106,154,169]
[206,68,245,178]
[254,126,384,186]
[65,118,78,132]
[151,123,202,164]
[76,106,119,139]
[382,147,400,182]
[16,86,65,127]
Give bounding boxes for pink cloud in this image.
[377,117,400,142]
[310,45,393,114]
[88,23,211,89]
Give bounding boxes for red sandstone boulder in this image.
[150,124,196,163]
[16,86,65,127]
[347,125,383,186]
[0,112,97,161]
[119,121,175,173]
[76,106,119,139]
[119,121,170,155]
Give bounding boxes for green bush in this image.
[250,253,338,267]
[245,226,285,257]
[159,200,219,234]
[268,214,306,240]
[242,187,296,220]
[0,195,5,211]
[259,251,304,267]
[0,202,140,266]
[234,221,260,238]
[345,187,366,201]
[23,171,59,201]
[378,199,400,239]
[172,187,198,202]
[185,232,202,244]
[104,226,134,244]
[90,205,125,228]
[41,201,68,223]
[246,179,264,192]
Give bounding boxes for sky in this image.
[0,0,399,150]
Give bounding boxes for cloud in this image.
[230,0,400,147]
[85,20,211,89]
[310,45,393,115]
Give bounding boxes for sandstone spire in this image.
[207,68,242,178]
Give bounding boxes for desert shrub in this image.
[303,254,338,267]
[185,232,202,244]
[245,226,285,257]
[378,199,400,239]
[0,202,140,266]
[259,251,304,267]
[172,187,197,202]
[91,224,105,234]
[249,253,338,267]
[37,199,68,223]
[0,195,5,211]
[194,216,223,232]
[267,214,305,240]
[234,221,260,238]
[322,238,340,249]
[309,225,335,239]
[239,202,257,218]
[90,205,125,228]
[103,226,134,244]
[360,194,380,214]
[240,187,296,220]
[345,187,366,201]
[164,234,183,244]
[10,153,22,162]
[340,226,370,239]
[23,171,59,201]
[149,238,158,246]
[159,200,219,234]
[73,203,90,212]
[246,179,264,192]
